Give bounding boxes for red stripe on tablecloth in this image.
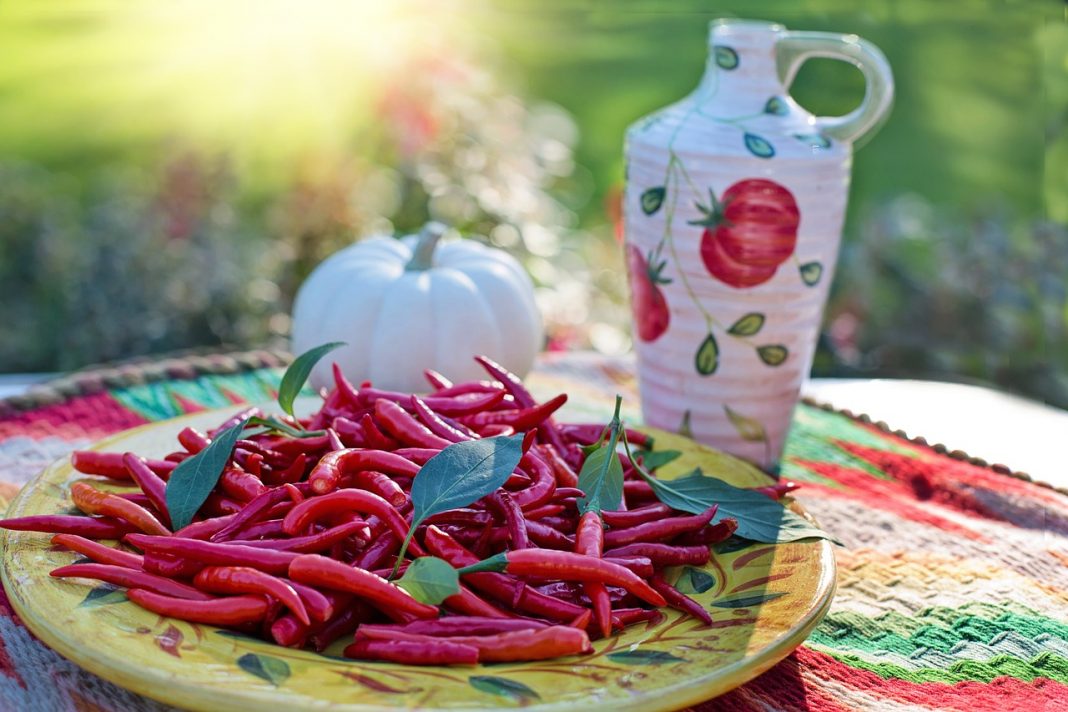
[0,392,149,442]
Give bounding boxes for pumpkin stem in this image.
[406,222,447,271]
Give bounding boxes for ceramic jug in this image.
[623,19,893,470]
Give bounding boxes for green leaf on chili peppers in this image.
[576,395,625,515]
[622,434,837,544]
[392,432,526,576]
[277,341,346,417]
[165,417,249,530]
[396,556,460,605]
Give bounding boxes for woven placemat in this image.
[0,349,1065,712]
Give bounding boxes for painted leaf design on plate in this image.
[714,46,739,69]
[711,592,786,608]
[727,312,765,336]
[155,625,183,658]
[339,671,413,694]
[469,675,540,702]
[237,652,290,686]
[744,133,775,158]
[79,584,126,608]
[608,649,685,665]
[641,187,666,215]
[800,261,823,286]
[757,345,788,366]
[695,333,719,375]
[675,566,716,594]
[724,405,767,443]
[764,96,788,116]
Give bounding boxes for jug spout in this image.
[693,19,787,109]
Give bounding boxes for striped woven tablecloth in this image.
[0,350,1065,711]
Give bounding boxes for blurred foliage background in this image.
[0,1,1065,407]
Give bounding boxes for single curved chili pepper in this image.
[489,491,529,549]
[269,613,308,648]
[511,451,556,510]
[210,487,292,543]
[752,481,801,500]
[283,488,425,555]
[163,451,189,464]
[603,505,718,548]
[365,617,548,638]
[423,509,493,528]
[244,452,266,478]
[308,449,420,494]
[611,607,666,629]
[51,533,143,569]
[177,427,210,454]
[230,518,286,540]
[650,573,713,625]
[435,412,480,439]
[388,447,440,464]
[201,492,244,518]
[621,479,657,505]
[264,453,308,486]
[374,400,452,449]
[126,534,298,575]
[70,483,170,536]
[535,514,576,533]
[332,416,367,448]
[539,444,580,488]
[477,424,515,437]
[551,487,586,502]
[463,393,567,432]
[309,600,370,652]
[603,542,710,567]
[237,520,369,553]
[194,566,310,625]
[363,386,507,416]
[288,554,438,620]
[430,379,502,397]
[52,563,213,600]
[331,362,362,408]
[142,552,205,579]
[128,589,269,626]
[264,433,331,458]
[424,526,585,622]
[522,504,567,521]
[145,459,176,480]
[70,451,132,480]
[411,396,472,443]
[357,414,399,450]
[423,369,453,390]
[0,514,133,538]
[324,428,344,452]
[344,638,478,666]
[574,510,611,638]
[356,531,399,571]
[442,583,514,619]
[122,454,171,527]
[218,467,268,503]
[601,503,673,529]
[351,470,406,507]
[602,556,655,578]
[461,549,667,608]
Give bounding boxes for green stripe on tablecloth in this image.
[815,649,1068,684]
[112,371,282,421]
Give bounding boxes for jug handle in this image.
[775,31,894,148]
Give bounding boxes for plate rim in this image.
[2,404,836,712]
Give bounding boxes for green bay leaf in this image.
[396,556,459,605]
[278,341,346,416]
[165,417,249,530]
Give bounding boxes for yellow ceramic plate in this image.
[1,404,834,712]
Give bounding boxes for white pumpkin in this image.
[291,223,543,392]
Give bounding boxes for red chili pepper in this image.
[0,515,134,538]
[463,393,567,432]
[142,552,205,579]
[430,380,502,397]
[194,566,310,625]
[374,400,452,449]
[361,617,548,638]
[52,563,212,600]
[358,414,400,450]
[612,607,666,628]
[442,583,514,619]
[128,589,269,626]
[603,542,711,567]
[389,447,440,464]
[236,520,368,553]
[351,470,406,507]
[622,479,657,504]
[344,638,478,666]
[674,517,738,546]
[209,487,293,542]
[602,556,655,578]
[70,451,132,480]
[307,449,419,495]
[269,613,308,648]
[539,444,580,488]
[208,407,261,438]
[70,483,170,536]
[51,533,143,569]
[575,511,611,638]
[288,554,438,620]
[282,489,424,555]
[423,368,453,390]
[218,468,268,503]
[420,390,507,416]
[283,579,335,622]
[355,532,399,571]
[523,520,574,550]
[122,454,171,528]
[331,362,362,408]
[603,505,718,548]
[489,491,529,550]
[177,427,210,454]
[411,396,472,443]
[752,481,801,500]
[473,356,569,453]
[523,504,566,521]
[463,549,667,608]
[511,451,557,510]
[265,453,308,486]
[650,573,713,625]
[230,518,286,540]
[601,503,673,528]
[309,600,371,652]
[126,534,298,575]
[355,625,592,663]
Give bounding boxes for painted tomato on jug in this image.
[626,244,671,342]
[692,179,800,288]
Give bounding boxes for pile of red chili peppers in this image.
[0,356,796,666]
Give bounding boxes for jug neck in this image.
[693,20,787,113]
